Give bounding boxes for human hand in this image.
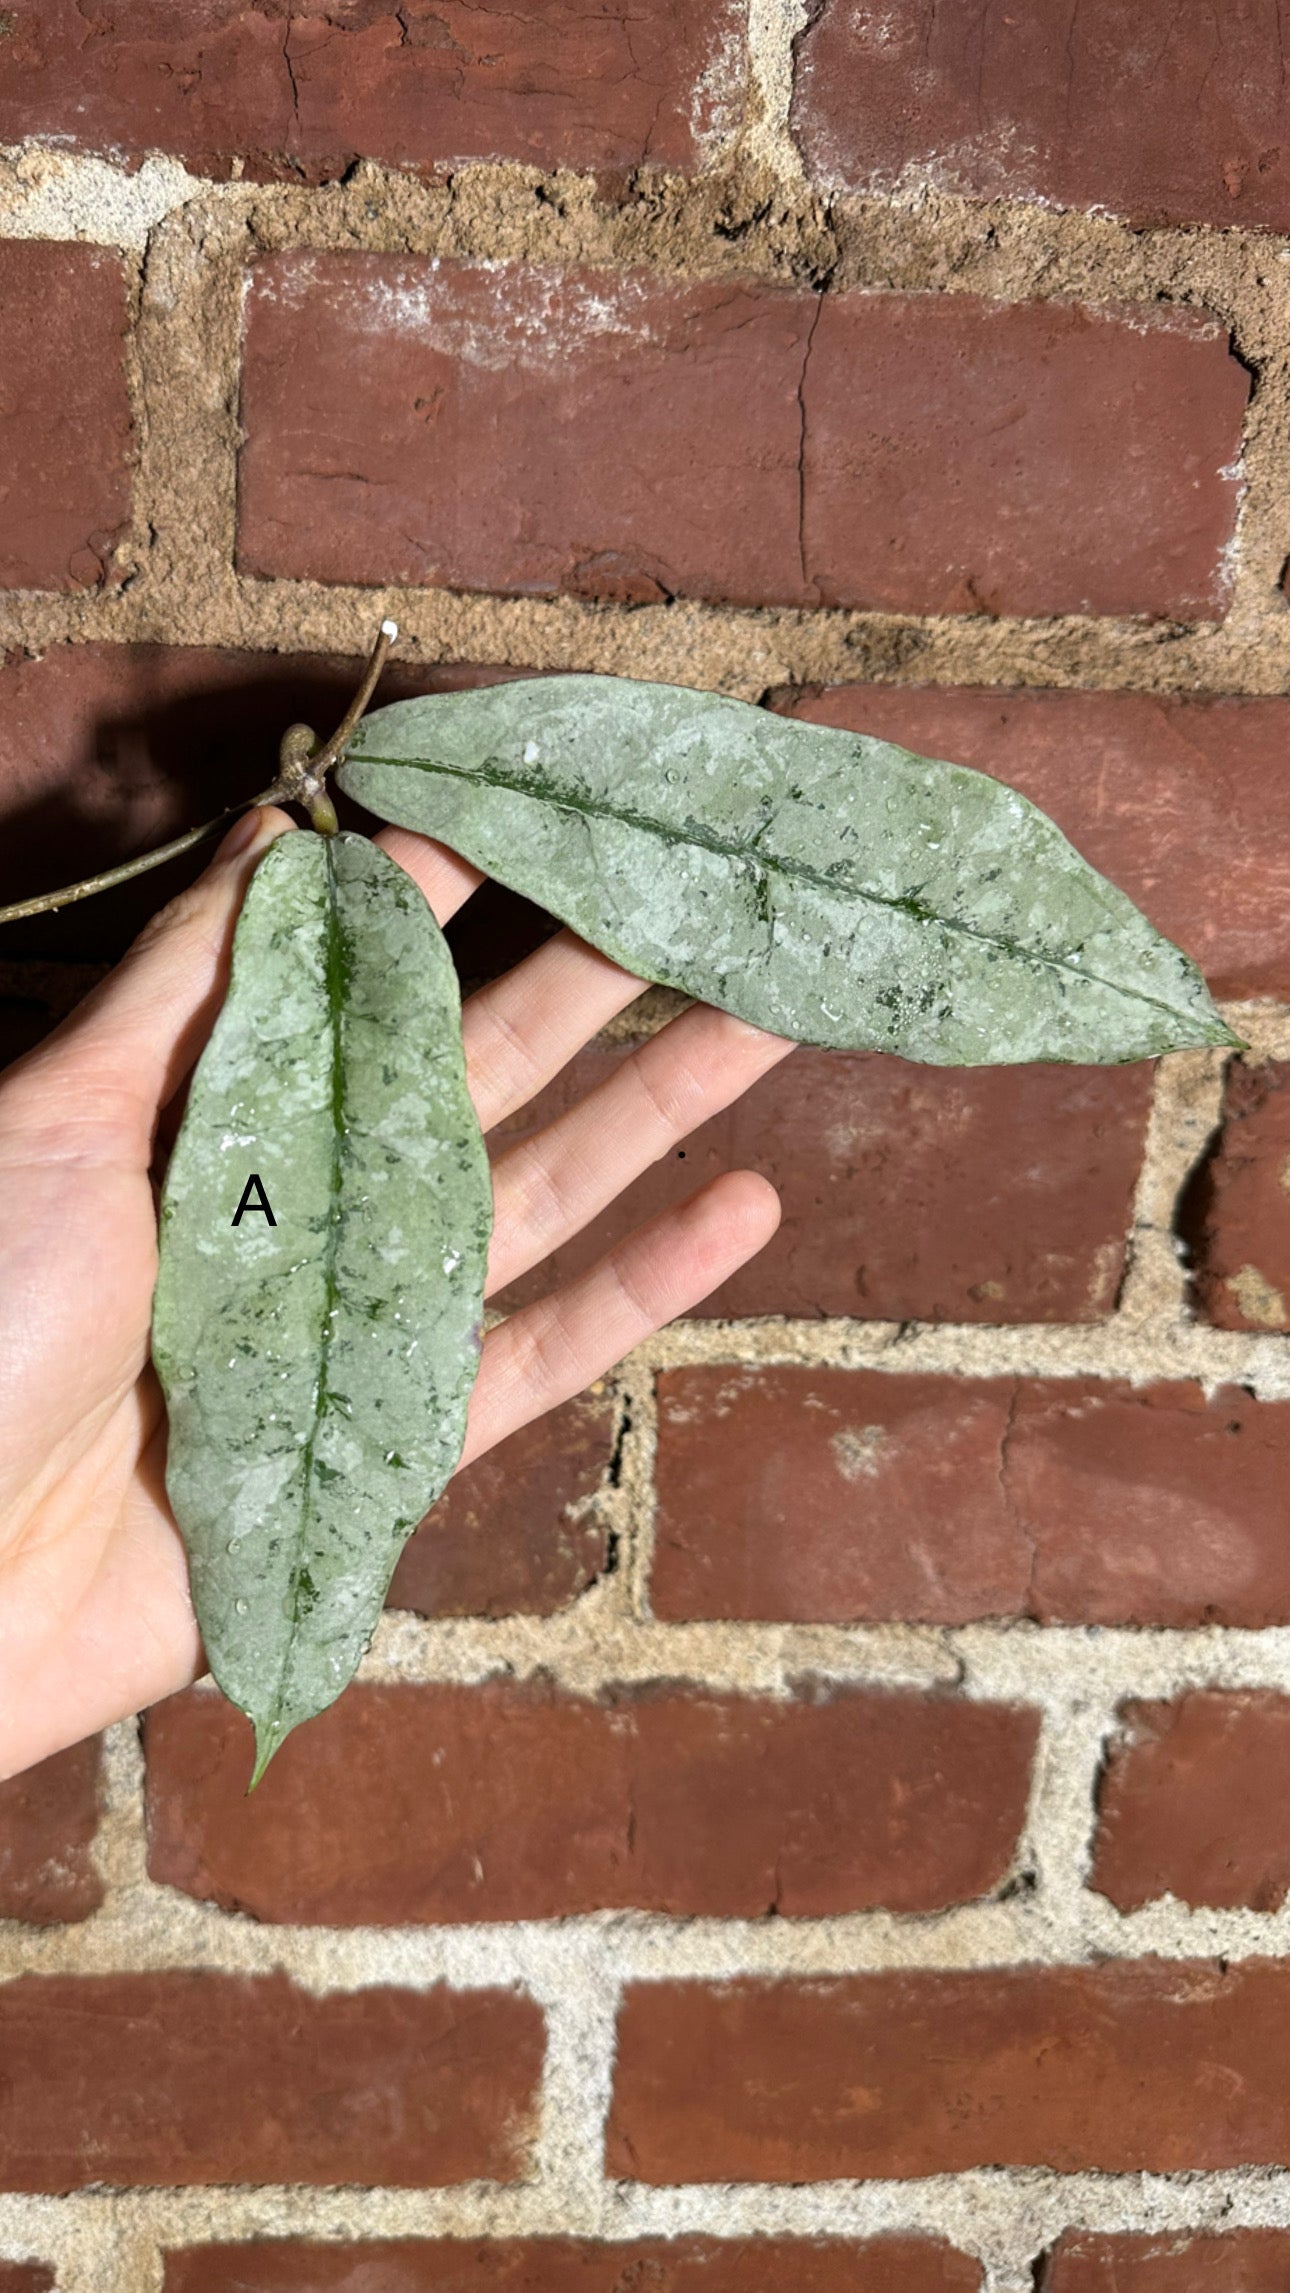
[0,806,788,1778]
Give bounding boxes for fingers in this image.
[486,1001,793,1295]
[0,807,293,1162]
[378,839,649,1134]
[463,928,646,1133]
[460,1169,780,1469]
[371,824,483,927]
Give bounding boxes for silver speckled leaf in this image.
[339,675,1233,1065]
[151,830,492,1783]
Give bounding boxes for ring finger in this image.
[485,999,793,1297]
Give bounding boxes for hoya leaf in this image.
[339,675,1234,1066]
[151,830,492,1783]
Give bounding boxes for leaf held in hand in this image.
[339,675,1234,1065]
[151,830,492,1783]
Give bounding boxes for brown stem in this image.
[302,617,398,785]
[267,619,400,815]
[0,619,399,927]
[0,801,270,926]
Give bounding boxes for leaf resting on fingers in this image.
[151,831,492,1782]
[339,674,1234,1065]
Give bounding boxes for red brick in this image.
[1046,2232,1290,2291]
[1184,1059,1290,1333]
[144,1680,1034,1922]
[608,1960,1290,2182]
[1092,1693,1290,1913]
[162,2239,982,2293]
[1001,1379,1290,1628]
[238,255,1246,618]
[799,295,1245,619]
[0,2269,53,2293]
[388,1390,616,1617]
[793,0,1290,232]
[0,1971,540,2190]
[655,1368,1018,1622]
[0,243,132,591]
[0,1,741,180]
[0,646,529,964]
[238,258,807,603]
[494,1045,1152,1324]
[0,1738,102,1924]
[653,1373,1290,1627]
[770,685,1290,1001]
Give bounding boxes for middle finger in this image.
[462,927,647,1133]
[485,999,793,1297]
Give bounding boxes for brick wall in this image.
[4,4,1290,2287]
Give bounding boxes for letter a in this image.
[232,1173,277,1227]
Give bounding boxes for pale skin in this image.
[0,804,791,1780]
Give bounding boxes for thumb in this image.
[23,805,294,1156]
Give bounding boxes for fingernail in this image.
[214,808,265,865]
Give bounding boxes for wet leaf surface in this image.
[152,831,491,1780]
[341,674,1233,1064]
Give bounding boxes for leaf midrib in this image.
[351,747,1189,1026]
[258,839,350,1767]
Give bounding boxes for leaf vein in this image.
[351,748,1192,1026]
[254,838,350,1776]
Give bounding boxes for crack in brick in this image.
[794,292,823,594]
[281,14,303,136]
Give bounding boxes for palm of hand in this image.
[0,809,786,1778]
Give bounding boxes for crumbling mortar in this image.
[527,1944,625,2215]
[11,2169,1290,2287]
[8,151,1290,696]
[636,1310,1290,1394]
[89,1719,150,1905]
[742,0,810,184]
[539,1371,638,1623]
[1117,1040,1230,1332]
[129,196,249,627]
[366,1607,957,1698]
[100,238,154,601]
[1009,1695,1123,1937]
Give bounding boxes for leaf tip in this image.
[1181,1011,1246,1055]
[247,1724,285,1794]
